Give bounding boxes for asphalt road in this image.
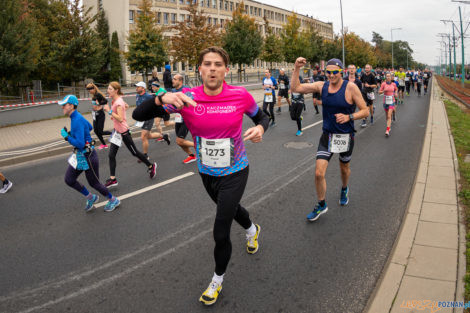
[0,89,430,313]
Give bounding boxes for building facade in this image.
[84,0,334,83]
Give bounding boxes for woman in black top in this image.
[86,83,112,149]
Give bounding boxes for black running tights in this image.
[263,101,275,122]
[200,166,252,276]
[108,131,151,176]
[93,110,112,145]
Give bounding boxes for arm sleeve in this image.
[248,106,269,132]
[132,96,169,121]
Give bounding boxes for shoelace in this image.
[246,233,255,246]
[206,282,219,296]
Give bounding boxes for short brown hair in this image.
[198,46,230,67]
[109,81,123,95]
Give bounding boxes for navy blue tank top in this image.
[321,80,355,134]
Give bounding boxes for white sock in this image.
[212,273,224,285]
[246,223,256,237]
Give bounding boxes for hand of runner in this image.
[335,113,350,124]
[243,125,264,143]
[294,57,307,69]
[161,92,197,109]
[103,104,110,112]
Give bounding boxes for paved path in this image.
[366,78,465,313]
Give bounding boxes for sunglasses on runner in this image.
[86,87,94,90]
[326,69,343,75]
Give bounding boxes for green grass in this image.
[443,99,470,305]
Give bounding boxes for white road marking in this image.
[303,120,323,130]
[95,171,195,208]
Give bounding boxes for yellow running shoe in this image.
[199,281,222,305]
[246,224,261,254]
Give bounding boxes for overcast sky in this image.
[257,0,470,66]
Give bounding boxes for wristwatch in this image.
[156,87,167,105]
[349,114,354,121]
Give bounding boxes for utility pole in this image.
[459,6,466,83]
[438,33,451,75]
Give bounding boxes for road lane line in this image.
[303,120,323,130]
[14,162,316,313]
[95,172,195,208]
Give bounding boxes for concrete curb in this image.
[364,77,465,313]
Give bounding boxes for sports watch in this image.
[156,87,167,105]
[349,114,354,121]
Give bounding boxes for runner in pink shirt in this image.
[133,46,269,306]
[103,82,157,188]
[379,73,398,137]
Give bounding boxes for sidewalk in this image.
[366,78,465,312]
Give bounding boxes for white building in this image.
[84,0,334,82]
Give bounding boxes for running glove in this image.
[61,127,69,141]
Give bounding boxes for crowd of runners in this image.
[0,46,432,306]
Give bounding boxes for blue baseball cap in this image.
[326,58,344,69]
[58,94,79,106]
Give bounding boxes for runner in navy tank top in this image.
[291,57,369,222]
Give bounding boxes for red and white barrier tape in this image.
[0,94,135,109]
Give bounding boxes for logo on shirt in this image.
[194,104,206,115]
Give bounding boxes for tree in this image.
[223,1,262,80]
[0,0,40,91]
[260,17,283,70]
[280,12,309,64]
[171,0,221,72]
[343,32,376,67]
[303,26,325,65]
[109,31,123,81]
[95,2,111,82]
[372,31,383,48]
[29,0,71,83]
[126,0,167,84]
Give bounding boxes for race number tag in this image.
[385,95,394,105]
[424,74,428,78]
[264,93,273,102]
[418,79,422,83]
[405,77,410,81]
[110,131,122,147]
[68,153,77,169]
[280,83,286,89]
[328,134,350,153]
[92,111,96,121]
[198,137,233,168]
[367,92,375,100]
[135,121,144,128]
[399,80,405,87]
[174,113,183,123]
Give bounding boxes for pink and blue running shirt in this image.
[164,83,259,176]
[380,82,398,103]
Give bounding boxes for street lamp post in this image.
[391,27,402,69]
[340,0,345,69]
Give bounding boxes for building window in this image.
[219,0,222,9]
[212,0,216,8]
[224,1,228,10]
[163,12,169,24]
[179,0,183,3]
[214,18,218,25]
[250,6,252,15]
[173,63,177,71]
[200,0,204,6]
[171,13,177,24]
[129,10,134,24]
[179,14,185,22]
[208,17,211,24]
[182,63,185,71]
[230,2,233,11]
[220,19,224,27]
[156,12,161,24]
